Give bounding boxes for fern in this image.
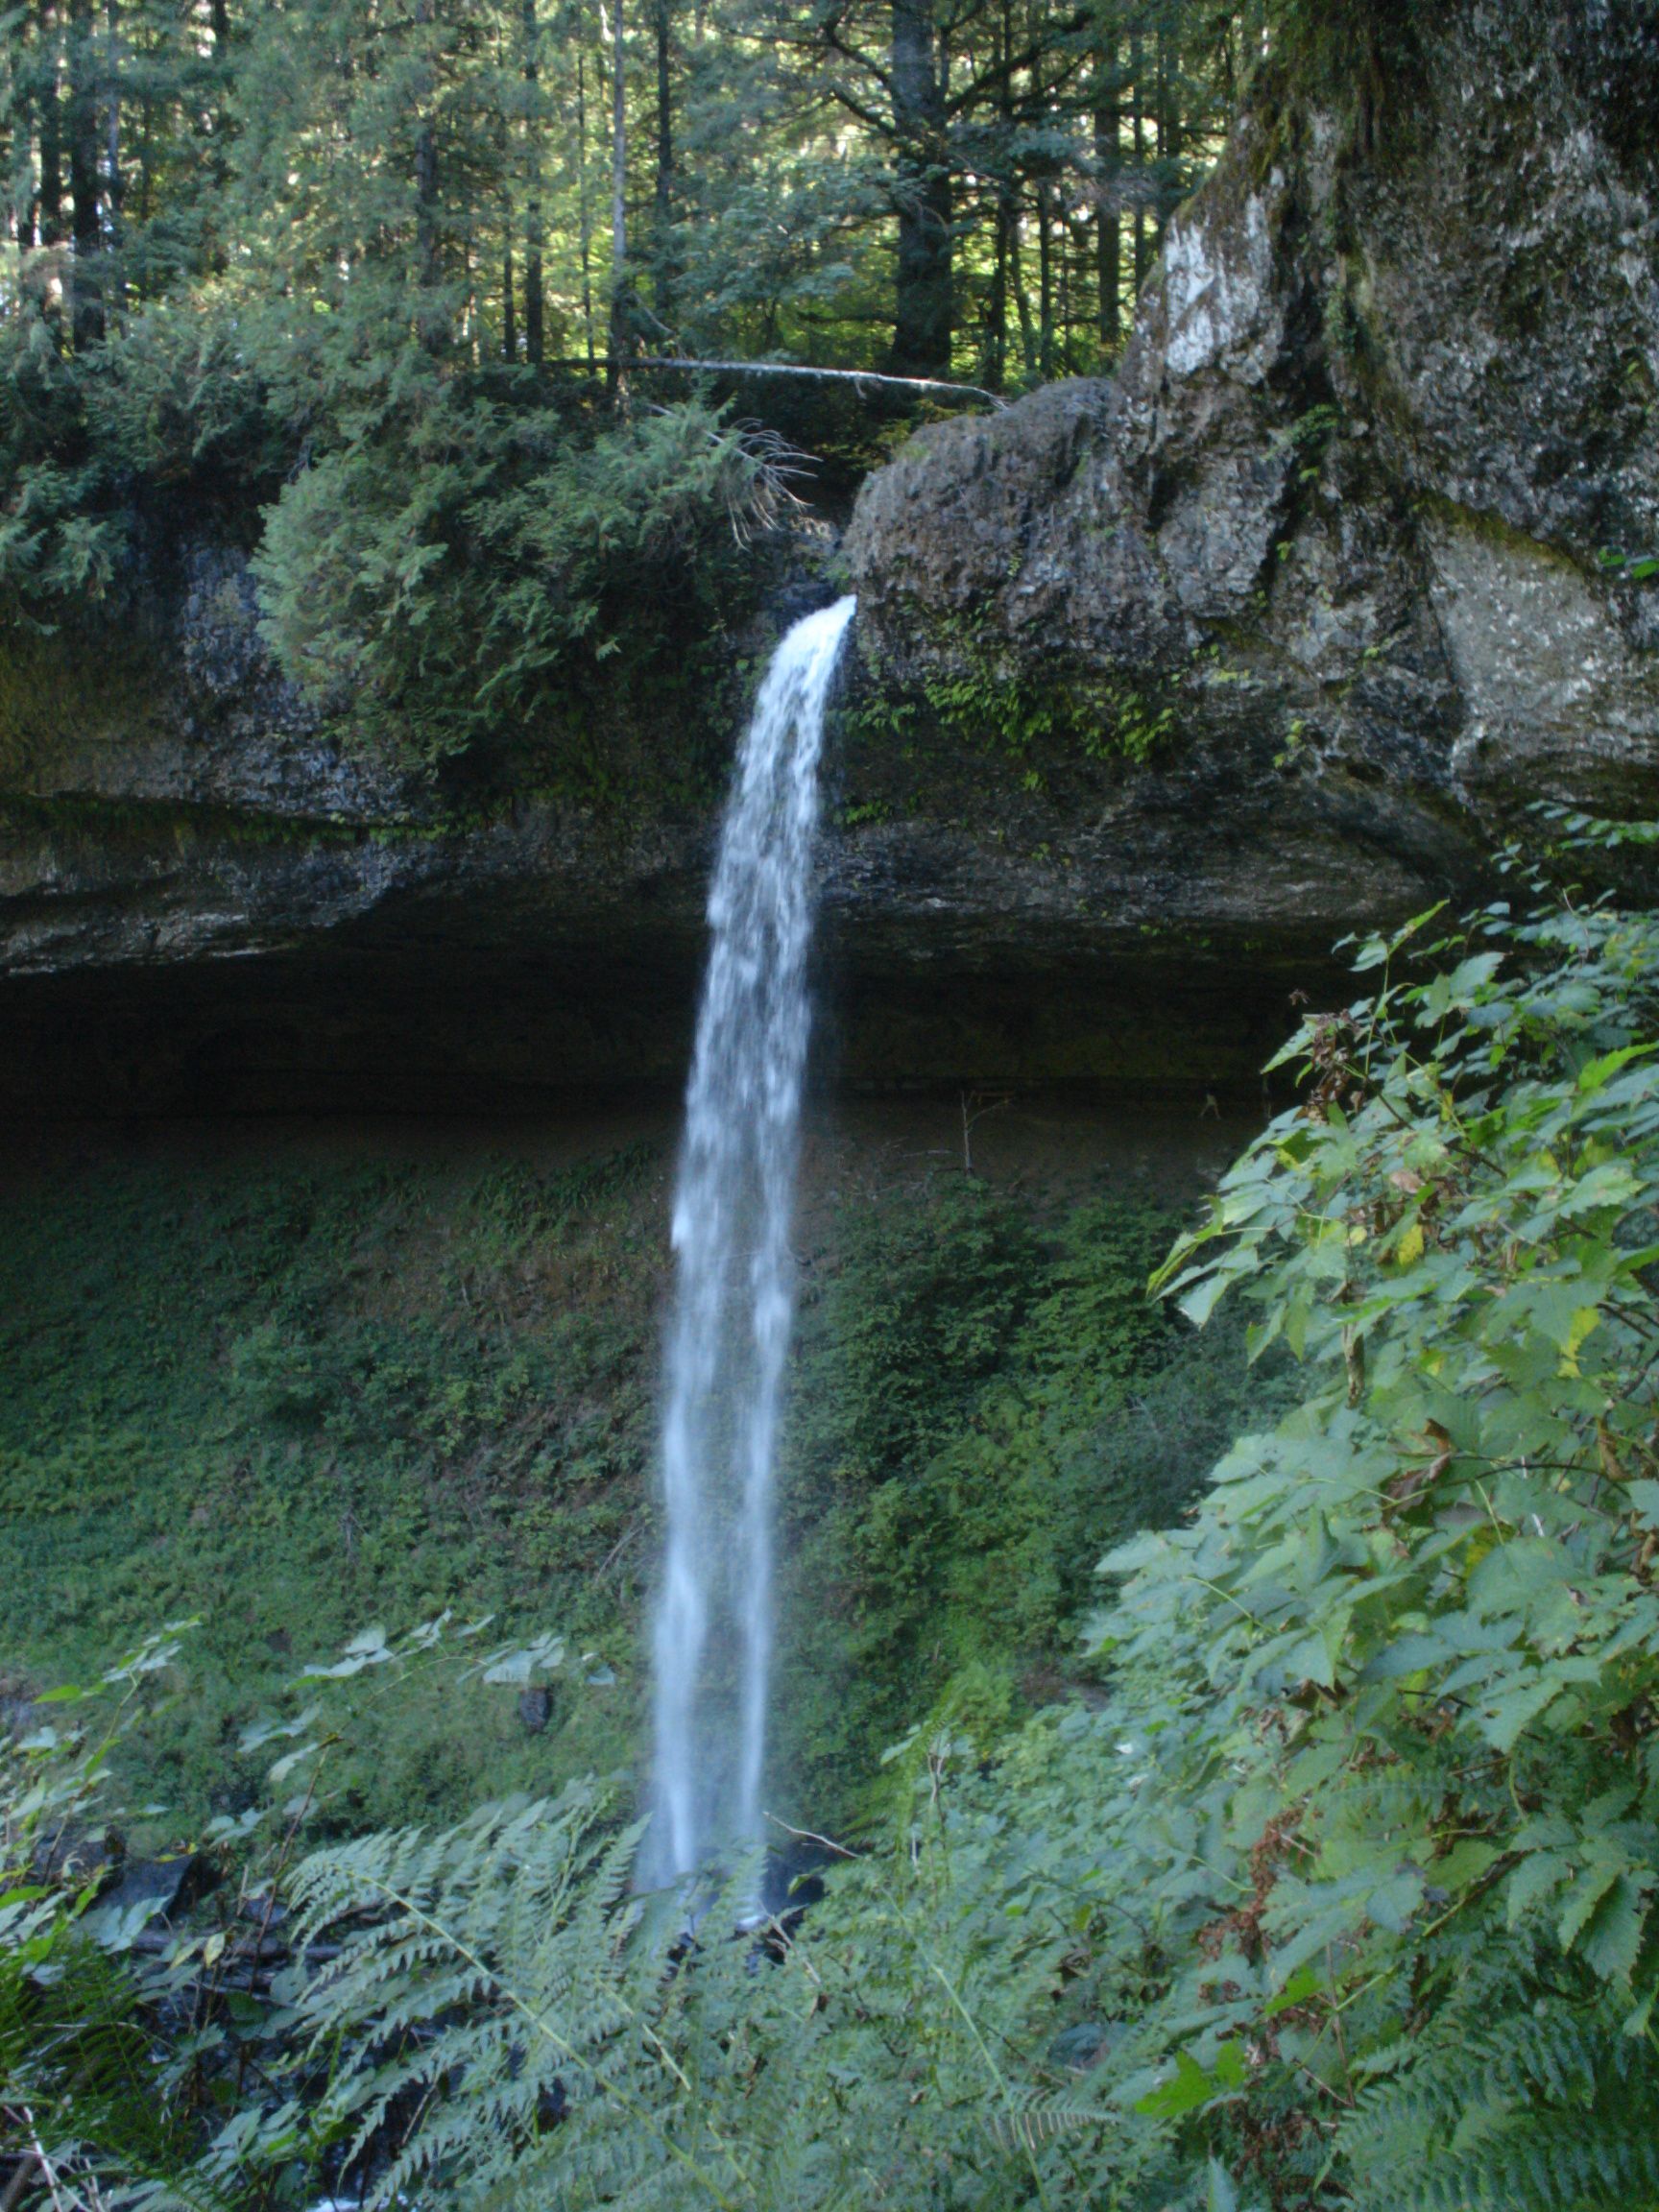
[172,1760,1151,2212]
[1340,1941,1659,2212]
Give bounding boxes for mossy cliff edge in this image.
[4,0,1657,1111]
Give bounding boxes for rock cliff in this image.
[2,0,1655,1112]
[842,0,1659,959]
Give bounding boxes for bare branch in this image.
[629,355,1005,406]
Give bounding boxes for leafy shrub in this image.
[251,394,800,767]
[1064,836,1659,2204]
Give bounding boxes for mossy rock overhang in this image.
[0,534,1641,1114]
[0,541,1474,1115]
[0,541,1480,1114]
[0,743,1455,1114]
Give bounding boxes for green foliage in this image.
[213,837,1659,2212]
[0,306,127,613]
[1337,1937,1659,2212]
[922,629,1179,771]
[0,1634,203,2204]
[0,1146,666,1838]
[921,644,1070,767]
[252,396,798,768]
[844,614,1182,790]
[774,1182,1278,1821]
[1053,845,1659,2204]
[15,844,1659,2212]
[1598,546,1659,586]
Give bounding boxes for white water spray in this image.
[648,594,856,1885]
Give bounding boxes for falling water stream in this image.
[648,594,857,1885]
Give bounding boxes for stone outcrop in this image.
[842,0,1659,936]
[2,0,1656,1111]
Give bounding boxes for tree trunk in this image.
[576,41,593,372]
[103,0,121,313]
[1095,154,1121,351]
[67,0,101,344]
[137,87,150,229]
[609,0,628,374]
[1155,20,1180,260]
[653,0,673,319]
[889,0,950,380]
[36,0,62,249]
[1037,176,1053,379]
[416,116,440,284]
[1058,206,1072,372]
[610,0,626,274]
[522,0,544,364]
[987,0,1013,388]
[502,229,517,360]
[1130,28,1148,291]
[208,0,230,204]
[1010,189,1035,378]
[416,123,439,276]
[413,0,442,348]
[105,0,119,223]
[1158,24,1182,168]
[1093,23,1120,353]
[990,185,1010,388]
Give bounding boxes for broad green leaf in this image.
[1580,1873,1651,1984]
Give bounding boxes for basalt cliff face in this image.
[841,0,1659,971]
[3,0,1657,1113]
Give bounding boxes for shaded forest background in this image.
[3,0,1269,391]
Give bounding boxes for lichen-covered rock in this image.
[845,0,1659,875]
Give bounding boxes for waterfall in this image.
[648,594,856,1885]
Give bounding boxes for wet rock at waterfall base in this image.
[758,1836,838,1929]
[517,1686,554,1735]
[1050,2021,1122,2073]
[94,1852,215,1923]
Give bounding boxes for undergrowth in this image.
[0,1144,666,1835]
[778,1187,1276,1817]
[0,1133,1248,1844]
